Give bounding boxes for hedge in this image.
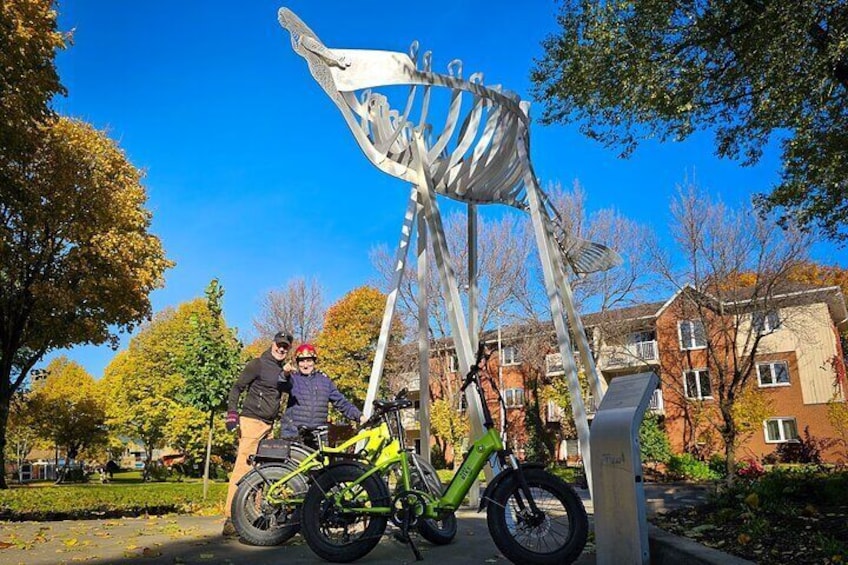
[0,482,227,521]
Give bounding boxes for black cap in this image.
[274,331,293,347]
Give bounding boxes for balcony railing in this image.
[544,389,663,424]
[601,340,659,368]
[545,353,565,376]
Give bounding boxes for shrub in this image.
[736,457,765,479]
[639,413,672,464]
[667,453,720,481]
[430,443,448,470]
[708,454,728,479]
[774,427,837,465]
[146,464,171,482]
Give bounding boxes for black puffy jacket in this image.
[227,349,285,424]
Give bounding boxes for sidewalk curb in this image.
[648,525,755,565]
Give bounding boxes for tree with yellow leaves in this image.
[0,1,171,488]
[29,357,108,482]
[316,286,405,405]
[430,398,469,469]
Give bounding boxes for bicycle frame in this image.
[329,425,505,519]
[261,421,399,505]
[319,359,512,520]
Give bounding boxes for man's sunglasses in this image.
[275,343,290,349]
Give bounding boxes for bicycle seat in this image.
[373,398,413,413]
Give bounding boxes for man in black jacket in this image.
[222,331,292,535]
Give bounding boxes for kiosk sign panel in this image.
[590,372,659,565]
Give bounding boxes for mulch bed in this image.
[653,502,848,564]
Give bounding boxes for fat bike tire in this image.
[411,455,457,545]
[301,464,390,562]
[231,462,306,546]
[486,468,588,564]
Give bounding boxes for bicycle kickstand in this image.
[393,507,423,561]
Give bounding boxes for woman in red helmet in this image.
[279,343,366,443]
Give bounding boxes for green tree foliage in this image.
[0,11,171,486]
[29,357,108,481]
[174,279,243,496]
[101,302,207,479]
[316,286,404,404]
[532,1,848,241]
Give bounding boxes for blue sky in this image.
[45,0,846,378]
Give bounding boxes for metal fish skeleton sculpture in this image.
[278,8,621,275]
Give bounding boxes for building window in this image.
[501,346,520,366]
[448,354,458,373]
[679,320,707,350]
[753,310,781,334]
[683,369,712,400]
[764,417,799,443]
[504,388,525,408]
[757,361,790,387]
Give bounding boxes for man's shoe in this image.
[222,518,237,537]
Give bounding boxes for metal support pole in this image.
[363,186,419,417]
[467,202,480,506]
[417,190,431,463]
[520,141,594,496]
[497,309,506,438]
[412,133,499,478]
[468,203,478,351]
[540,212,607,401]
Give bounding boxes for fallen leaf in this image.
[0,541,13,550]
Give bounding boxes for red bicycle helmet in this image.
[295,343,318,361]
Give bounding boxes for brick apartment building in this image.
[401,283,848,465]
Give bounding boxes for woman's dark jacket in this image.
[279,370,362,437]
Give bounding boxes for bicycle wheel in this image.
[411,455,457,545]
[486,468,588,564]
[301,463,390,562]
[231,462,307,546]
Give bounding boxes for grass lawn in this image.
[0,472,227,521]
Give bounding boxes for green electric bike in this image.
[230,389,456,547]
[299,345,589,564]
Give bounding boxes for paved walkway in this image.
[0,483,711,565]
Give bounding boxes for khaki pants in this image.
[225,416,273,518]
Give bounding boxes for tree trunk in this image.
[0,395,10,489]
[722,409,738,486]
[144,445,154,481]
[202,411,214,500]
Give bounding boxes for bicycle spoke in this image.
[505,484,572,554]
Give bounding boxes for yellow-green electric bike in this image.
[230,389,455,547]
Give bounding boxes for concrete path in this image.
[0,483,711,565]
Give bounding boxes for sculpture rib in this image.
[277,7,622,273]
